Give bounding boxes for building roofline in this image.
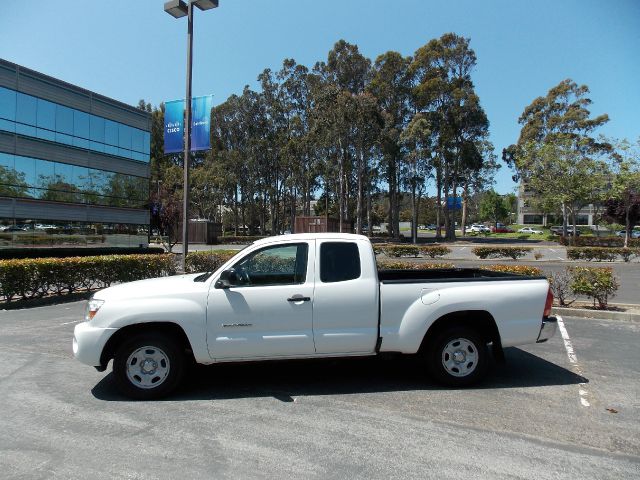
[0,58,149,121]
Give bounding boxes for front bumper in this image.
[536,315,559,343]
[73,322,118,367]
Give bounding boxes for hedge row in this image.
[0,233,106,245]
[218,236,267,244]
[558,236,640,247]
[377,259,454,270]
[184,250,239,273]
[0,254,176,303]
[0,247,164,260]
[472,246,532,260]
[482,264,542,276]
[373,244,451,258]
[375,259,541,276]
[566,247,640,262]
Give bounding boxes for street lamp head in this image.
[164,0,188,18]
[193,0,219,10]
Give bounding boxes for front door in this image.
[207,241,315,360]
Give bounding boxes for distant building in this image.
[0,59,150,248]
[517,184,597,226]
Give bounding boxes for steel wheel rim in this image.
[441,338,478,377]
[125,346,170,389]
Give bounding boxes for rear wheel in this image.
[426,326,489,387]
[113,333,185,400]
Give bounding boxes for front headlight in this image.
[85,297,105,322]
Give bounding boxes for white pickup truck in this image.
[73,233,558,399]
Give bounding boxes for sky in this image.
[1,0,639,194]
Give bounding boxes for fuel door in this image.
[420,288,440,305]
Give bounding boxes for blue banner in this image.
[446,196,462,210]
[164,100,184,154]
[190,95,213,151]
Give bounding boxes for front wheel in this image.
[426,326,489,387]
[113,333,185,400]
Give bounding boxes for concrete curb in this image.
[552,306,640,322]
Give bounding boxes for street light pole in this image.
[164,0,219,272]
[182,1,194,274]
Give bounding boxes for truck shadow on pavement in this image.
[91,347,587,402]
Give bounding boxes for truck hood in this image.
[93,273,206,302]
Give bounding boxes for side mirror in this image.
[215,268,238,289]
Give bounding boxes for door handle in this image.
[287,295,311,302]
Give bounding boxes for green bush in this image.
[482,264,542,276]
[472,246,532,260]
[380,245,421,257]
[567,247,639,262]
[218,236,267,244]
[185,250,239,273]
[559,236,640,248]
[377,259,454,270]
[0,254,176,303]
[419,245,451,258]
[570,266,619,309]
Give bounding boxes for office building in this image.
[0,59,150,248]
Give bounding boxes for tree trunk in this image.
[460,183,469,237]
[356,148,364,234]
[625,204,631,249]
[367,186,372,239]
[233,187,239,236]
[411,182,418,244]
[435,169,442,241]
[387,155,394,238]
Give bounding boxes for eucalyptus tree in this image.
[400,113,435,242]
[459,139,499,235]
[368,51,413,239]
[606,137,640,247]
[411,33,489,240]
[310,40,372,231]
[504,79,610,238]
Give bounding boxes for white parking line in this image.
[557,316,591,407]
[548,248,564,260]
[60,320,81,326]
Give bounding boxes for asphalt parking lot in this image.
[0,302,638,479]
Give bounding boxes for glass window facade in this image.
[0,86,150,162]
[0,152,148,208]
[0,219,149,248]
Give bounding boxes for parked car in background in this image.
[615,230,640,238]
[550,226,581,236]
[491,226,515,233]
[469,224,490,233]
[518,227,544,235]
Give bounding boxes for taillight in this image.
[543,288,553,317]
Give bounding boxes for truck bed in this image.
[378,268,544,283]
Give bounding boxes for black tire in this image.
[113,333,185,400]
[426,326,489,387]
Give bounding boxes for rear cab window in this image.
[320,242,361,283]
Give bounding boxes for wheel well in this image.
[100,322,194,367]
[419,310,501,354]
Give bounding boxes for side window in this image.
[320,242,360,283]
[233,243,308,286]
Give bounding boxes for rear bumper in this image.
[536,315,559,343]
